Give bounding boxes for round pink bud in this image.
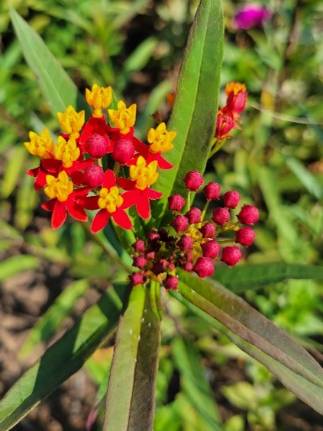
[172,215,189,232]
[184,170,204,191]
[201,240,221,258]
[194,257,215,278]
[221,246,242,266]
[200,223,216,238]
[148,231,160,241]
[133,255,147,269]
[164,275,179,290]
[83,165,105,188]
[112,136,135,164]
[152,259,168,275]
[238,205,259,225]
[179,235,193,252]
[130,272,145,286]
[168,194,186,212]
[133,239,145,253]
[223,190,240,209]
[146,251,156,261]
[86,133,111,158]
[186,207,202,224]
[236,226,256,246]
[204,182,221,200]
[183,261,194,272]
[213,207,230,225]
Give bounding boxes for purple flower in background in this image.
[234,4,271,30]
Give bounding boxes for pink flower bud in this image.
[112,135,135,164]
[86,133,111,158]
[200,223,216,238]
[221,246,242,266]
[164,275,179,290]
[184,171,204,191]
[204,182,221,200]
[183,261,193,272]
[179,235,194,251]
[133,239,145,253]
[152,259,168,275]
[83,165,105,187]
[215,108,235,139]
[168,194,186,212]
[172,215,189,232]
[223,190,240,209]
[148,231,160,241]
[194,257,215,278]
[212,207,230,225]
[130,272,145,286]
[146,251,156,260]
[133,255,147,269]
[236,226,256,246]
[201,240,221,258]
[186,207,202,224]
[238,205,259,225]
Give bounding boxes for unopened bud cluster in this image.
[130,170,259,289]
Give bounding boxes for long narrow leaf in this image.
[0,285,128,431]
[10,9,85,113]
[178,271,323,412]
[215,263,323,292]
[154,0,223,213]
[104,283,161,431]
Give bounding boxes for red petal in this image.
[91,209,110,233]
[41,199,55,212]
[34,170,47,190]
[136,195,151,220]
[51,201,67,229]
[146,188,162,200]
[118,178,135,190]
[112,209,132,230]
[82,196,99,210]
[103,170,116,188]
[155,154,173,169]
[41,159,61,173]
[79,117,111,152]
[67,200,88,222]
[121,190,140,209]
[27,167,39,177]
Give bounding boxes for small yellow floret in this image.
[85,84,113,117]
[108,100,136,135]
[98,186,124,213]
[147,122,176,154]
[44,171,73,202]
[54,136,80,168]
[225,82,246,96]
[24,129,54,159]
[57,106,85,135]
[129,156,159,190]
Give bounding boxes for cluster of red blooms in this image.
[24,84,176,232]
[215,82,248,139]
[130,170,259,290]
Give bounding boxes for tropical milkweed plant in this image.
[1,1,323,430]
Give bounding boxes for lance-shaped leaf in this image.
[178,271,323,413]
[10,9,86,113]
[215,263,323,292]
[104,283,161,431]
[154,0,223,210]
[0,285,128,431]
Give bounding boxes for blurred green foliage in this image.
[1,0,323,429]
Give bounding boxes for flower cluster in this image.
[215,82,248,140]
[130,170,259,289]
[24,84,176,232]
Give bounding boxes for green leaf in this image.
[1,147,26,199]
[172,339,222,430]
[10,9,85,113]
[0,285,128,431]
[154,0,223,211]
[103,283,161,431]
[20,279,90,358]
[178,271,323,413]
[285,157,322,200]
[0,255,39,282]
[215,263,323,292]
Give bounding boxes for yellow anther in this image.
[44,171,73,202]
[129,156,159,190]
[54,136,80,168]
[24,129,54,159]
[108,100,136,134]
[187,225,203,241]
[85,84,113,117]
[147,122,176,154]
[57,105,85,135]
[98,186,124,213]
[225,82,246,95]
